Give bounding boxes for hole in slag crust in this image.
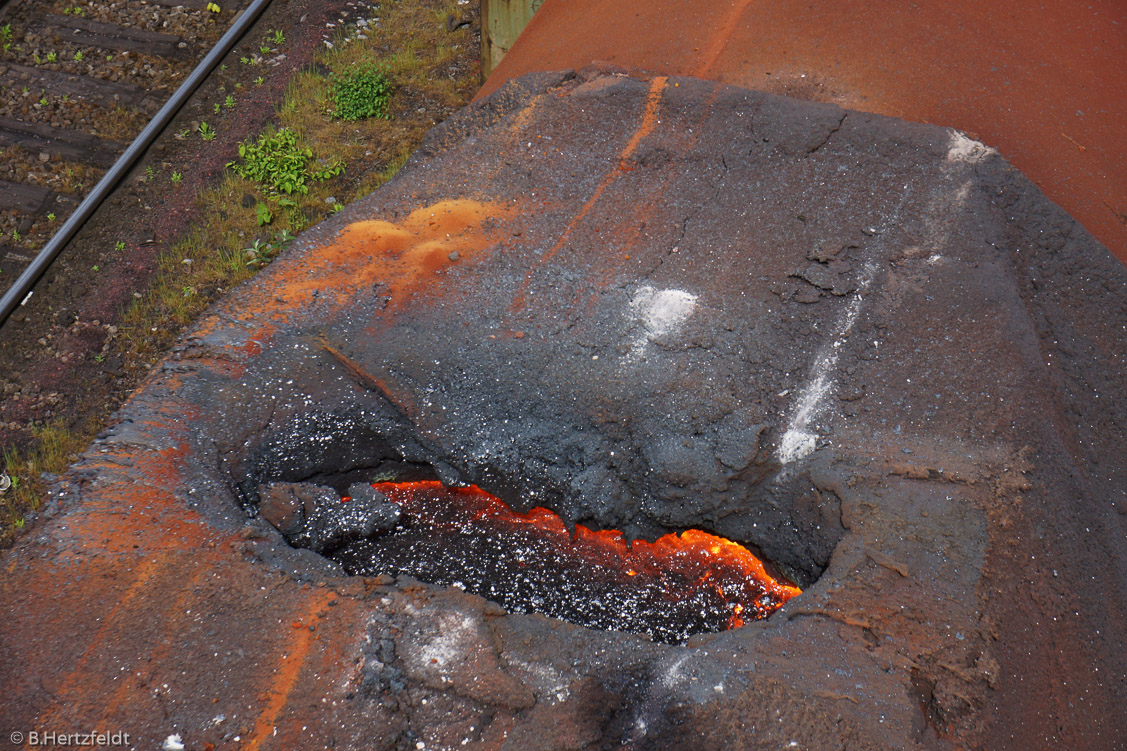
[261,479,800,644]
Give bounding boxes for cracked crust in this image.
[1,72,1125,750]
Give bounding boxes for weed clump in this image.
[229,127,342,195]
[332,63,393,121]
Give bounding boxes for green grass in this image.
[2,420,92,544]
[3,0,481,545]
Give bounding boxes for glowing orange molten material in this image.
[362,481,800,635]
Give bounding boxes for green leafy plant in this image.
[45,51,57,63]
[254,76,264,86]
[259,44,271,55]
[332,63,393,121]
[115,240,125,251]
[47,212,56,222]
[171,171,183,184]
[243,238,272,267]
[239,56,250,65]
[206,2,221,13]
[38,96,48,106]
[228,127,342,195]
[224,94,235,109]
[271,29,285,46]
[145,165,154,181]
[243,229,294,269]
[73,50,83,62]
[255,201,272,226]
[11,229,20,242]
[198,121,215,141]
[105,54,113,61]
[213,102,221,114]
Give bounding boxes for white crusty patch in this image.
[625,286,698,361]
[777,264,877,467]
[417,612,477,669]
[507,656,571,702]
[947,131,996,164]
[661,654,691,689]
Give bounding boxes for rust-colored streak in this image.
[94,566,211,726]
[245,590,337,751]
[510,77,667,310]
[482,0,1127,263]
[695,0,755,80]
[67,444,216,553]
[26,557,169,734]
[619,75,667,164]
[582,80,723,301]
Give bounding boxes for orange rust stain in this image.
[482,0,1127,263]
[584,80,723,298]
[95,564,214,725]
[507,92,548,137]
[218,199,514,350]
[695,0,755,81]
[510,77,668,310]
[619,76,667,164]
[29,557,170,729]
[245,590,337,751]
[68,443,217,553]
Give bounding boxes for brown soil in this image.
[0,0,483,540]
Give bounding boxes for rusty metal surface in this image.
[480,0,1127,265]
[2,72,1126,749]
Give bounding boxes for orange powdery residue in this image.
[245,589,338,751]
[194,199,516,351]
[271,198,514,310]
[65,441,222,554]
[21,556,172,730]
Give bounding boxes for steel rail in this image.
[0,0,274,327]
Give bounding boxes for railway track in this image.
[0,0,251,301]
[0,0,484,542]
